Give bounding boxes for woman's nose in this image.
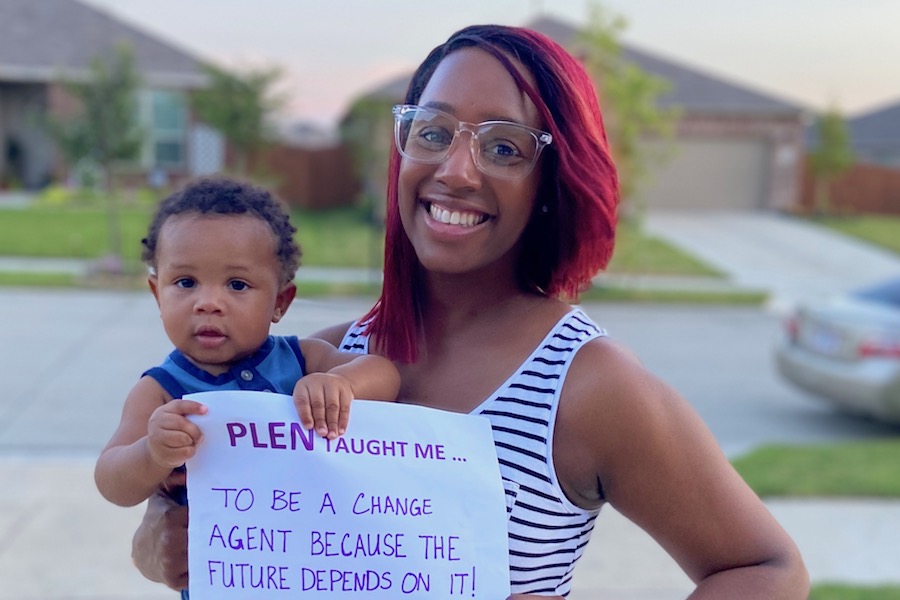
[434,133,482,189]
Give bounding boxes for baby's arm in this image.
[94,376,207,507]
[295,337,400,439]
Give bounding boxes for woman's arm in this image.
[129,320,364,588]
[557,338,809,599]
[309,320,356,347]
[131,471,189,590]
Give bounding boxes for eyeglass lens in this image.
[395,106,546,178]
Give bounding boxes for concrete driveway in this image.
[643,210,900,312]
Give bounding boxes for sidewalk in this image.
[644,211,900,313]
[3,457,899,599]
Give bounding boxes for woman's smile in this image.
[426,201,491,227]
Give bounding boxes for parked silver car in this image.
[775,277,900,424]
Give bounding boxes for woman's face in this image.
[397,47,545,280]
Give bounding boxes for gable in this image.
[849,101,900,143]
[527,15,805,117]
[846,100,900,166]
[0,0,207,88]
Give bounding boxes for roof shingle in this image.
[528,15,806,117]
[0,0,207,88]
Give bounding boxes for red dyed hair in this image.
[363,24,620,363]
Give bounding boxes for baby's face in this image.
[149,213,292,375]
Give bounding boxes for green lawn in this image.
[813,215,900,255]
[732,439,900,498]
[0,271,79,288]
[290,207,384,268]
[579,285,765,305]
[0,204,382,268]
[607,218,722,276]
[0,204,717,278]
[810,584,900,600]
[0,206,153,260]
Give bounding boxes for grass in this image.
[294,281,381,298]
[732,438,900,498]
[0,202,721,284]
[607,218,722,276]
[812,214,900,255]
[579,285,766,305]
[290,207,384,268]
[810,584,900,600]
[0,205,153,260]
[0,204,382,268]
[0,271,80,288]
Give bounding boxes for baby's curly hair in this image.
[141,177,301,284]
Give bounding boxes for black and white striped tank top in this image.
[339,308,605,596]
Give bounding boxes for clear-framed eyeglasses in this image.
[392,104,552,179]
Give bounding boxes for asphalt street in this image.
[2,288,899,598]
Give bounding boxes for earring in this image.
[541,204,549,214]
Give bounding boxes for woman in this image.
[133,24,808,598]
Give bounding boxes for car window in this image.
[855,278,900,307]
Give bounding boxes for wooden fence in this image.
[799,160,900,216]
[260,144,360,210]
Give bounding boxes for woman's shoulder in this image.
[560,334,688,443]
[565,335,652,402]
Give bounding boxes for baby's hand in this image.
[293,373,354,440]
[146,400,207,468]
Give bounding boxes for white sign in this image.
[185,391,510,599]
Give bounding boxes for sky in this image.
[83,0,900,128]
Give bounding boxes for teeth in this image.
[428,204,486,227]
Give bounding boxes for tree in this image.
[577,3,679,210]
[191,65,286,176]
[340,96,395,226]
[48,43,144,267]
[808,107,853,215]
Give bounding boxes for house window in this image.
[139,89,187,169]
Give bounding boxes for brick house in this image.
[846,100,900,169]
[0,0,218,191]
[351,16,809,212]
[528,16,808,212]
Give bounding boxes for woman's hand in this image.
[131,471,189,590]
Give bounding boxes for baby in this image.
[94,177,399,507]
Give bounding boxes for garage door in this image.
[636,138,770,211]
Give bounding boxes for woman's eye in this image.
[417,127,453,147]
[484,139,523,162]
[175,278,195,289]
[228,281,249,291]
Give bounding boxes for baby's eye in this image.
[228,280,249,291]
[175,278,195,289]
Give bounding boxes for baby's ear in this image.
[273,282,297,322]
[148,274,160,304]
